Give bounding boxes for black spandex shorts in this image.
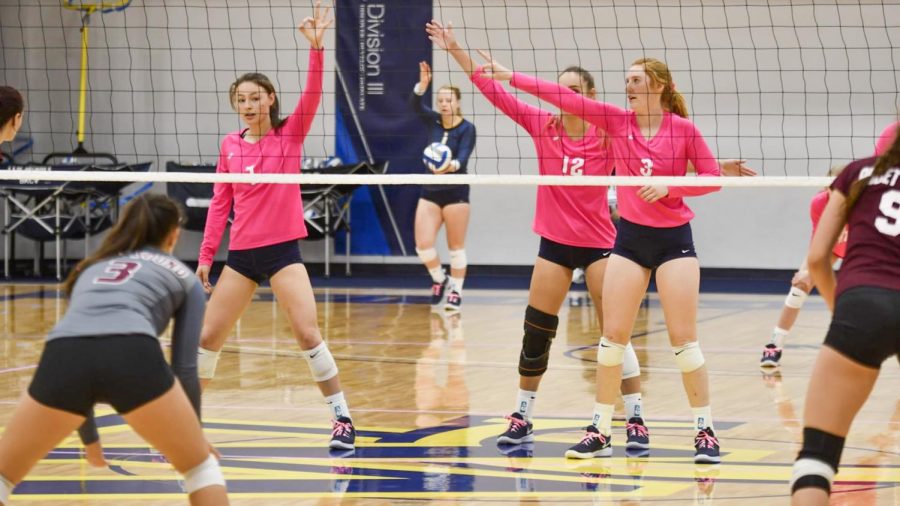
[420,185,471,208]
[227,239,303,284]
[538,237,612,270]
[824,286,900,369]
[612,218,697,269]
[28,335,175,417]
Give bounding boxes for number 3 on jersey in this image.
[640,158,653,176]
[562,156,584,176]
[876,190,900,237]
[94,260,142,285]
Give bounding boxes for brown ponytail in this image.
[633,57,688,118]
[63,194,184,295]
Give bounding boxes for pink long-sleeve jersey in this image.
[472,68,616,248]
[199,48,323,266]
[510,72,720,228]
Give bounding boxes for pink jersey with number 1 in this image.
[510,72,721,228]
[199,48,324,266]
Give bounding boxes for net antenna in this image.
[44,0,133,165]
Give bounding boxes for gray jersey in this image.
[50,248,206,418]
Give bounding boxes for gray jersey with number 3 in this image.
[47,248,206,415]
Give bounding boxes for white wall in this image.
[1,0,898,269]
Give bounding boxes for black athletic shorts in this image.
[420,185,470,208]
[28,334,175,417]
[824,286,900,369]
[612,218,697,269]
[227,239,303,284]
[538,237,612,270]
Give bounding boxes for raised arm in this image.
[410,61,441,124]
[508,70,628,135]
[170,280,207,419]
[426,20,476,78]
[425,20,548,134]
[282,4,331,139]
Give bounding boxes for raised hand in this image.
[475,49,513,81]
[418,61,432,90]
[426,19,458,51]
[298,1,333,50]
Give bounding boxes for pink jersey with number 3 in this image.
[510,72,721,228]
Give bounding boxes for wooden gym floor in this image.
[0,283,896,504]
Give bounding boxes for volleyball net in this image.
[1,0,896,182]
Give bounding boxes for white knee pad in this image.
[0,474,14,505]
[673,341,705,373]
[596,337,626,367]
[303,342,339,382]
[622,342,641,379]
[784,286,809,309]
[183,454,226,494]
[448,249,467,270]
[197,348,222,380]
[416,247,438,264]
[791,458,835,491]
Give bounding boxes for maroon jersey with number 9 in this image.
[831,155,900,297]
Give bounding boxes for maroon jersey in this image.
[831,156,900,297]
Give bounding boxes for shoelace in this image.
[432,283,443,296]
[447,292,460,303]
[505,415,527,432]
[626,422,649,438]
[579,430,606,446]
[332,420,353,438]
[695,431,719,449]
[763,347,780,358]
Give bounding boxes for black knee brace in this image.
[792,427,845,494]
[518,305,559,377]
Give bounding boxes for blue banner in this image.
[335,0,432,256]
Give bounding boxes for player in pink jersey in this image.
[425,20,649,454]
[427,22,752,460]
[760,165,848,369]
[791,124,900,505]
[193,4,356,452]
[875,120,898,156]
[480,54,725,463]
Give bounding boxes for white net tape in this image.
[0,168,832,187]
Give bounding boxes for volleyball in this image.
[422,142,452,173]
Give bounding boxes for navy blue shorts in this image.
[421,185,470,208]
[612,218,696,269]
[538,237,612,270]
[226,239,303,284]
[824,286,900,369]
[29,335,174,417]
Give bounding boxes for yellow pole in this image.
[77,22,89,145]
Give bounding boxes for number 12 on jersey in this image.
[562,156,584,176]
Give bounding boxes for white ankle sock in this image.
[623,393,642,420]
[515,389,537,420]
[325,392,351,420]
[692,406,713,431]
[428,267,446,284]
[591,403,615,436]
